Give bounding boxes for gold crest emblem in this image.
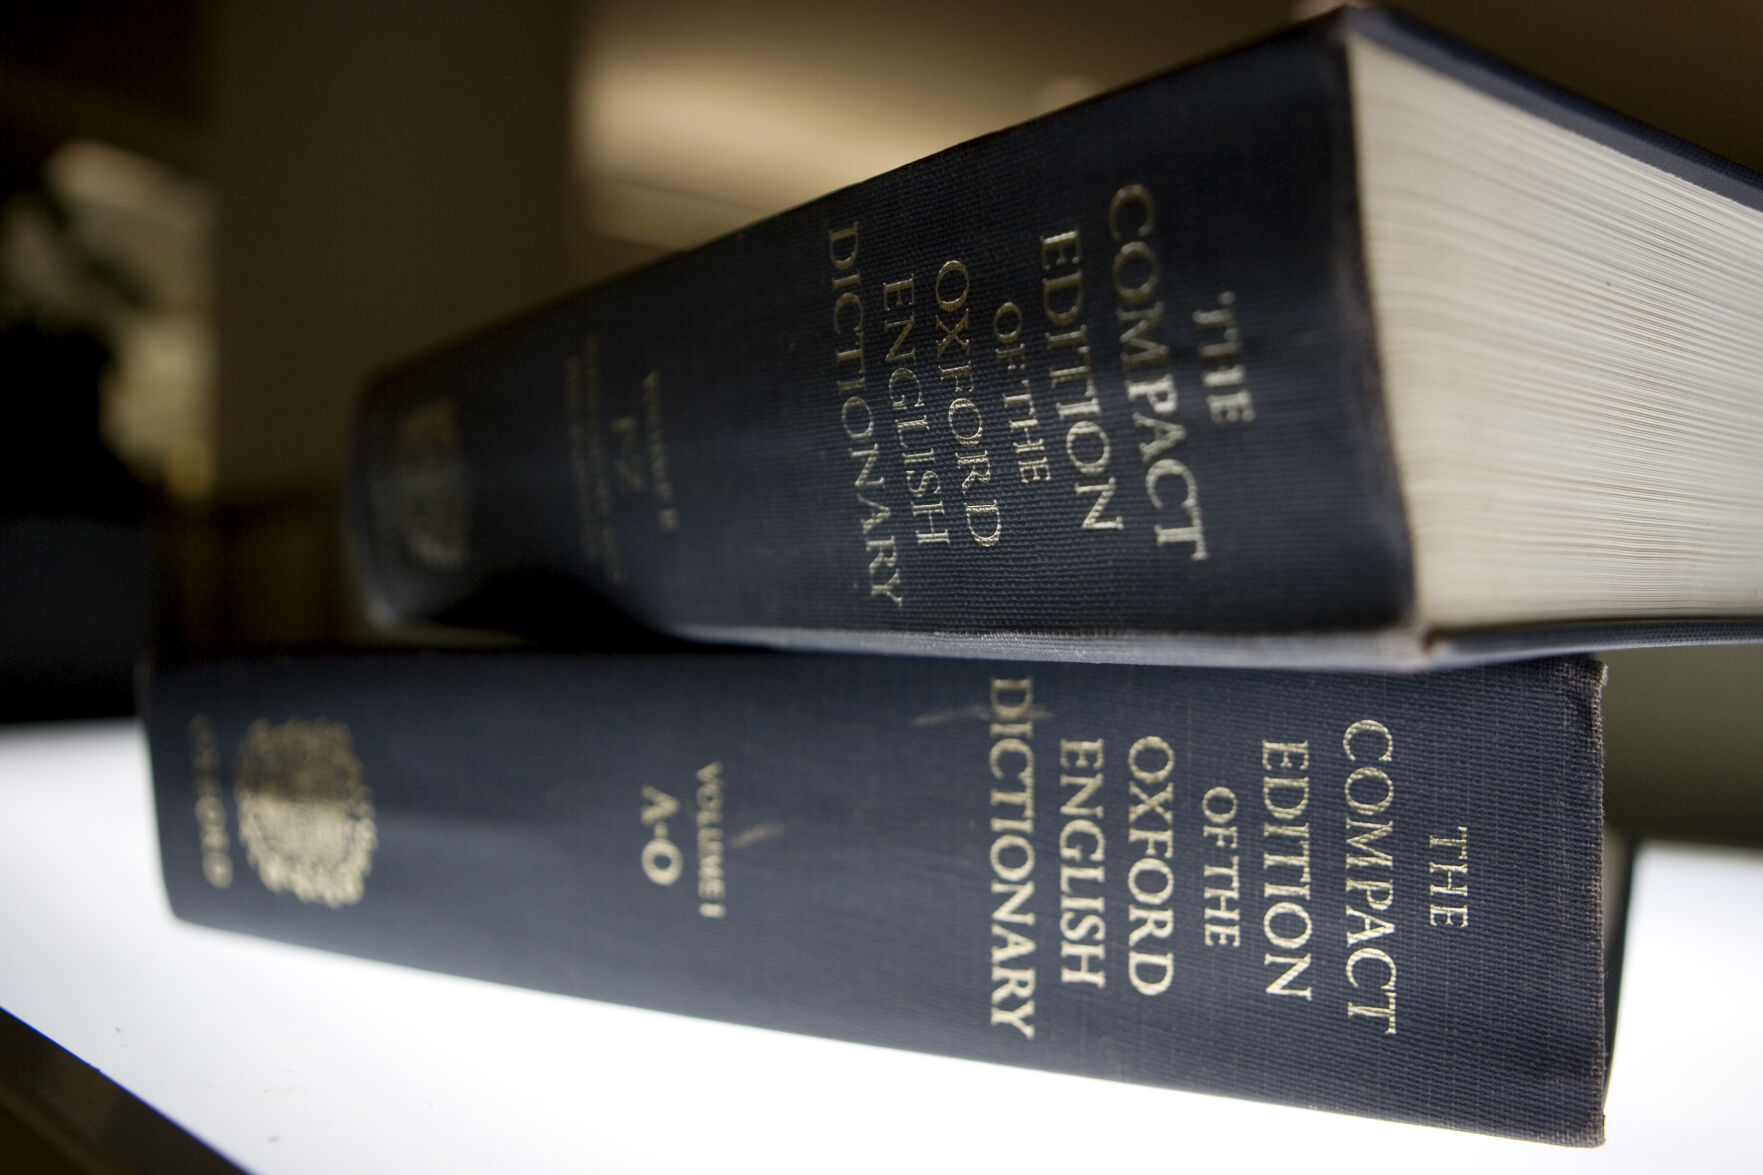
[234,719,377,907]
[387,398,470,572]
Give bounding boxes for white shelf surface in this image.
[0,720,1757,1172]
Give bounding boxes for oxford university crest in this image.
[235,718,377,907]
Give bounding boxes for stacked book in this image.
[141,8,1762,1147]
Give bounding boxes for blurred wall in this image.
[1603,648,1763,845]
[209,0,578,503]
[577,0,1763,253]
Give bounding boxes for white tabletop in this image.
[0,720,1757,1173]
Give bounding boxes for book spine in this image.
[351,21,1412,651]
[147,652,1606,1142]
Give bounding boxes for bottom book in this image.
[144,652,1607,1143]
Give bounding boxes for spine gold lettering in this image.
[1124,735,1175,995]
[829,225,906,606]
[188,716,233,888]
[1260,739,1312,999]
[1058,738,1107,988]
[1343,720,1398,1034]
[1200,785,1240,947]
[988,679,1038,1038]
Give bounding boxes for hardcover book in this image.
[351,8,1763,667]
[146,651,1608,1142]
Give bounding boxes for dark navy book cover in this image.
[147,652,1607,1143]
[350,7,1763,667]
[353,13,1409,654]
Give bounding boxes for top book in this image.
[351,7,1763,669]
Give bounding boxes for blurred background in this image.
[0,0,1757,839]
